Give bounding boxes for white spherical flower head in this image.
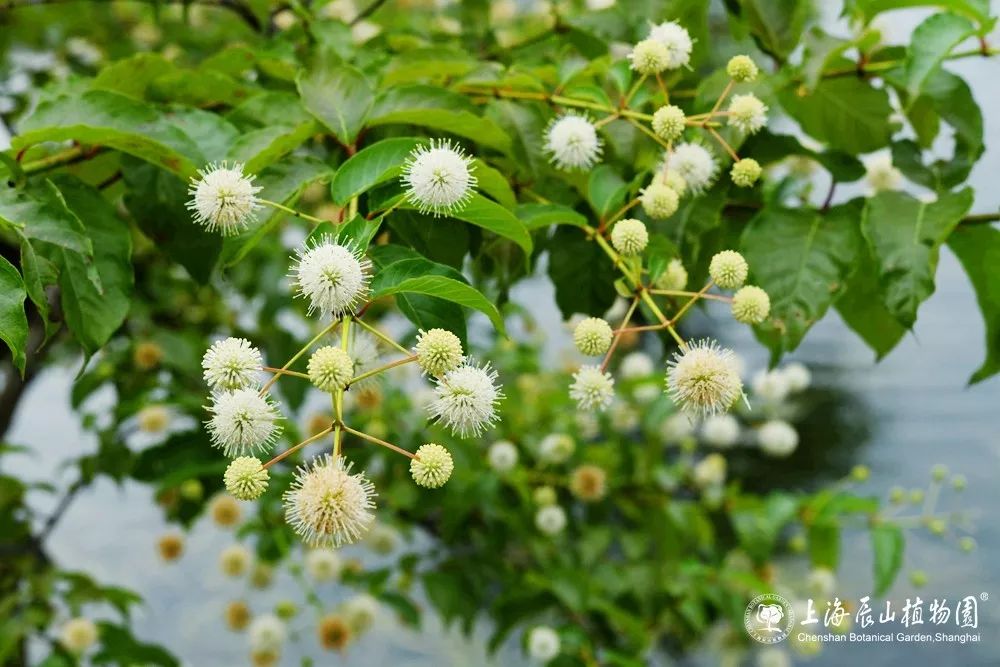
[569,365,615,411]
[731,285,771,324]
[410,443,454,488]
[528,625,561,662]
[640,181,679,219]
[808,567,836,598]
[727,94,768,134]
[538,433,575,464]
[291,237,371,317]
[344,593,379,634]
[427,362,503,438]
[224,456,270,500]
[206,389,282,457]
[573,317,613,356]
[727,55,759,82]
[202,337,263,390]
[307,346,355,392]
[414,328,464,376]
[652,104,685,142]
[730,157,762,188]
[610,402,639,432]
[248,614,287,652]
[665,339,744,417]
[620,351,654,379]
[661,411,695,443]
[655,257,688,291]
[610,218,648,256]
[187,162,261,235]
[284,454,377,547]
[60,617,98,655]
[219,544,252,577]
[647,20,693,69]
[752,369,791,404]
[865,153,903,192]
[487,439,519,472]
[534,505,568,535]
[667,143,718,193]
[304,549,342,582]
[758,419,799,457]
[692,453,726,488]
[402,139,477,216]
[709,249,749,289]
[569,464,607,502]
[628,38,671,74]
[701,414,740,448]
[655,170,688,199]
[782,362,812,392]
[544,114,603,171]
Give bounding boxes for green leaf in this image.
[741,203,863,362]
[835,245,908,360]
[123,159,221,283]
[861,188,973,328]
[472,159,517,209]
[903,12,975,102]
[587,165,628,220]
[872,523,904,596]
[741,130,865,182]
[372,272,505,335]
[0,180,93,257]
[225,121,318,174]
[516,203,589,231]
[0,256,28,374]
[399,194,532,256]
[547,226,617,318]
[368,85,512,153]
[92,622,178,667]
[387,209,469,269]
[741,0,811,60]
[800,29,854,91]
[948,224,1000,383]
[368,246,468,342]
[330,137,424,206]
[845,0,993,32]
[485,100,547,178]
[93,52,177,99]
[297,56,373,146]
[54,176,134,356]
[18,237,57,341]
[778,77,893,154]
[165,106,240,162]
[729,494,800,562]
[13,90,203,178]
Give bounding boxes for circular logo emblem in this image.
[744,593,794,644]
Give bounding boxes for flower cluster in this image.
[198,235,503,548]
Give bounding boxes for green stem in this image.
[822,46,999,78]
[352,317,410,355]
[260,319,341,394]
[333,316,351,456]
[589,228,685,349]
[649,289,731,303]
[341,423,417,459]
[669,281,714,327]
[623,73,647,106]
[259,198,328,225]
[347,354,417,387]
[263,426,333,469]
